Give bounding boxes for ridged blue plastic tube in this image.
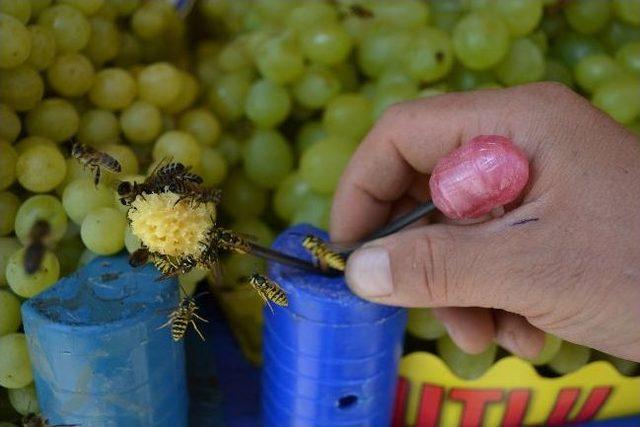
[264,224,408,427]
[21,254,188,427]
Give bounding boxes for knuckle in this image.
[408,231,453,305]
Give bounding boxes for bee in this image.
[159,295,208,341]
[24,220,50,274]
[22,413,79,427]
[174,186,223,207]
[349,4,374,18]
[155,162,203,185]
[247,273,288,312]
[302,235,346,272]
[117,179,147,206]
[203,226,252,255]
[71,141,121,186]
[128,246,150,268]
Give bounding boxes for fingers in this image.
[330,82,589,243]
[493,310,545,360]
[432,307,495,354]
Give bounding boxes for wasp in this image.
[128,246,150,268]
[24,220,50,274]
[159,294,208,341]
[247,273,288,312]
[203,226,252,255]
[153,254,199,280]
[349,4,374,18]
[301,235,346,272]
[22,413,79,427]
[71,141,121,186]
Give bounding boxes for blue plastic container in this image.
[264,224,408,427]
[21,254,188,427]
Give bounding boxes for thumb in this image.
[344,222,528,311]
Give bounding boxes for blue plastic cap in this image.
[264,224,407,427]
[21,254,188,427]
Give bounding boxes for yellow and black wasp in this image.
[24,220,51,274]
[245,273,288,313]
[71,141,121,186]
[203,226,253,255]
[159,293,208,341]
[301,235,346,272]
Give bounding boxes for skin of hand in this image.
[330,82,640,363]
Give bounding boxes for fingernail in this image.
[346,246,393,298]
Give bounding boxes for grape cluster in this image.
[1,0,640,419]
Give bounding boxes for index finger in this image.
[329,83,561,243]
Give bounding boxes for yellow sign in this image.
[394,352,640,426]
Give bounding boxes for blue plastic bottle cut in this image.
[21,254,188,427]
[264,224,408,427]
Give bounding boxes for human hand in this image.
[330,82,640,363]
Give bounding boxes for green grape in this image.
[99,144,137,181]
[602,353,639,376]
[207,72,252,122]
[493,0,542,37]
[114,31,142,67]
[0,104,20,142]
[164,72,200,114]
[0,0,31,23]
[15,136,57,155]
[7,383,38,415]
[131,1,167,39]
[592,77,640,124]
[216,38,253,72]
[402,27,453,83]
[83,16,120,66]
[255,33,304,84]
[287,2,337,32]
[137,62,182,109]
[293,66,341,110]
[178,108,221,147]
[38,4,91,52]
[300,139,352,195]
[273,173,312,221]
[222,171,267,220]
[77,109,119,146]
[0,334,33,388]
[30,0,52,16]
[495,37,545,86]
[372,82,418,119]
[59,0,104,15]
[0,192,19,236]
[452,11,510,70]
[0,238,21,287]
[7,248,60,298]
[62,178,115,225]
[418,86,448,98]
[25,98,80,142]
[0,141,17,190]
[26,25,56,71]
[152,130,202,167]
[529,30,548,55]
[544,59,574,87]
[0,13,31,69]
[291,192,331,230]
[254,0,295,25]
[575,54,625,93]
[603,20,640,52]
[245,79,291,128]
[16,144,67,192]
[613,0,640,25]
[548,341,591,374]
[232,219,275,247]
[322,93,372,141]
[15,195,67,244]
[0,290,21,337]
[80,207,126,255]
[300,23,352,66]
[371,0,429,30]
[564,0,611,35]
[224,253,265,286]
[216,133,243,167]
[243,129,293,189]
[296,121,327,155]
[551,31,605,68]
[200,147,228,187]
[54,235,84,276]
[430,0,465,32]
[120,101,162,144]
[436,335,497,380]
[524,334,562,365]
[123,226,141,253]
[407,308,446,340]
[357,28,412,78]
[0,65,44,112]
[89,68,137,111]
[616,41,640,76]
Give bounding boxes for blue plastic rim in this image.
[21,254,188,427]
[263,224,408,427]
